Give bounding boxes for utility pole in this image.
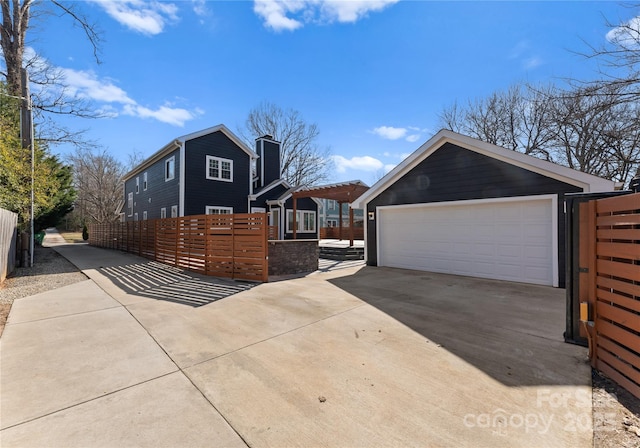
[20,68,34,267]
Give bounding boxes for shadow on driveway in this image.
[329,266,589,388]
[99,261,254,307]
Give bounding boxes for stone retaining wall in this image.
[268,240,318,276]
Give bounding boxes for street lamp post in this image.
[21,69,34,268]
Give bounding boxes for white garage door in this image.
[377,197,556,286]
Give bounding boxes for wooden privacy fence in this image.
[319,226,364,240]
[89,213,268,282]
[583,192,640,399]
[0,208,18,283]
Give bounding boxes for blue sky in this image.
[27,0,637,185]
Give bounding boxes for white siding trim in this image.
[179,143,185,217]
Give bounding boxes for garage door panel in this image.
[378,199,554,286]
[497,244,521,258]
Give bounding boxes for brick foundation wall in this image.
[268,240,319,276]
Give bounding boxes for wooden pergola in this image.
[292,181,369,246]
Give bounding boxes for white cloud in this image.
[372,125,407,140]
[509,40,530,59]
[383,163,396,173]
[123,103,200,126]
[95,104,120,118]
[91,0,179,35]
[253,0,303,31]
[62,68,201,126]
[508,39,543,71]
[405,134,420,143]
[332,155,384,173]
[606,16,640,49]
[321,0,400,22]
[523,56,543,70]
[61,68,136,104]
[253,0,397,31]
[192,0,210,17]
[373,125,428,143]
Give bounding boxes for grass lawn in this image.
[59,232,85,243]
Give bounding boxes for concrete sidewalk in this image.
[0,229,592,447]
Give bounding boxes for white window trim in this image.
[171,205,178,218]
[127,192,133,217]
[206,155,233,182]
[143,172,148,191]
[134,212,139,221]
[160,207,167,219]
[135,177,140,194]
[286,210,316,233]
[143,211,147,220]
[206,206,234,215]
[165,156,175,182]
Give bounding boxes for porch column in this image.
[338,202,343,241]
[293,197,297,239]
[349,206,354,247]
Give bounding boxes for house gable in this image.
[367,142,584,208]
[183,130,253,216]
[353,129,617,209]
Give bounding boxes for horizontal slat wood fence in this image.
[319,226,364,240]
[589,193,640,399]
[89,213,268,282]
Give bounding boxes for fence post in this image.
[586,199,598,368]
[262,213,268,282]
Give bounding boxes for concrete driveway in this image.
[0,237,591,447]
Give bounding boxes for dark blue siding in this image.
[124,148,180,221]
[184,131,251,216]
[251,183,289,210]
[365,143,584,287]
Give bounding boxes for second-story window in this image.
[127,192,133,216]
[143,172,148,190]
[165,156,175,181]
[135,177,139,194]
[206,156,233,182]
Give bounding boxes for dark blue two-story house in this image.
[121,124,319,240]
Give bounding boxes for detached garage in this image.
[352,130,618,287]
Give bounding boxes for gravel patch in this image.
[0,245,87,336]
[0,246,87,303]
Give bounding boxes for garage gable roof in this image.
[352,129,618,208]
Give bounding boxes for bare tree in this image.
[68,148,125,224]
[239,101,332,187]
[439,84,556,158]
[549,82,640,184]
[439,81,640,187]
[572,4,640,103]
[1,0,102,146]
